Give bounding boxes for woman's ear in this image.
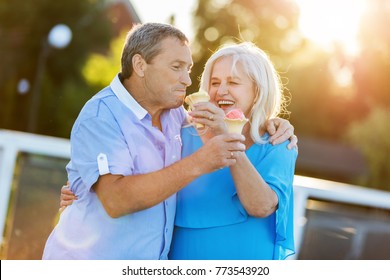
[132,54,146,77]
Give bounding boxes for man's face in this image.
[142,37,193,110]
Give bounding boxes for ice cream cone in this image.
[224,109,248,134]
[185,89,210,128]
[185,89,210,110]
[224,118,248,134]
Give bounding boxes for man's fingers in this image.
[266,119,277,136]
[287,135,298,150]
[268,118,292,140]
[270,126,293,145]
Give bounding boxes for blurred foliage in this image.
[354,0,390,108]
[346,108,390,191]
[189,0,388,141]
[286,44,367,140]
[0,0,112,137]
[188,0,390,188]
[82,31,126,90]
[189,0,301,91]
[0,0,389,188]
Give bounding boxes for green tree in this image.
[53,31,126,137]
[354,0,390,109]
[343,0,390,189]
[0,0,112,137]
[189,0,301,94]
[189,0,390,142]
[346,108,390,191]
[82,31,126,90]
[286,43,365,140]
[188,0,390,187]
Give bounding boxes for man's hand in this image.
[266,117,298,150]
[194,133,246,174]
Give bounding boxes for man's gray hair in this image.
[120,22,189,80]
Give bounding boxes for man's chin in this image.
[176,95,186,106]
[165,100,184,110]
[175,100,185,108]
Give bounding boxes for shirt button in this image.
[165,228,168,233]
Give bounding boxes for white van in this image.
[291,175,390,259]
[1,129,390,260]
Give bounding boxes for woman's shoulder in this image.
[252,133,298,158]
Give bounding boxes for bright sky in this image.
[296,0,367,56]
[131,0,367,56]
[131,0,197,40]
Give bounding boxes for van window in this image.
[298,198,390,259]
[1,152,68,260]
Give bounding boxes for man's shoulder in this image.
[71,88,117,129]
[82,87,117,113]
[89,86,115,103]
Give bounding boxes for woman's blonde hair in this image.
[199,42,287,144]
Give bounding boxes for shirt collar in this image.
[110,74,148,120]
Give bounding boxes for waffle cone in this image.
[185,91,210,110]
[224,118,248,134]
[185,90,210,128]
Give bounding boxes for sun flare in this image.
[296,0,367,56]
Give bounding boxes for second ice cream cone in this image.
[224,109,248,134]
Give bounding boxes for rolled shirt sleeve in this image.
[70,115,134,191]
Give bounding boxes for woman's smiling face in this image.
[208,56,257,118]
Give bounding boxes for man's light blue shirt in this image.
[43,75,186,259]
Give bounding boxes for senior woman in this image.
[169,42,297,260]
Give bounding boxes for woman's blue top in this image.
[172,126,298,260]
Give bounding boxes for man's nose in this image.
[181,72,192,87]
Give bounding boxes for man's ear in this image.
[132,54,146,77]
